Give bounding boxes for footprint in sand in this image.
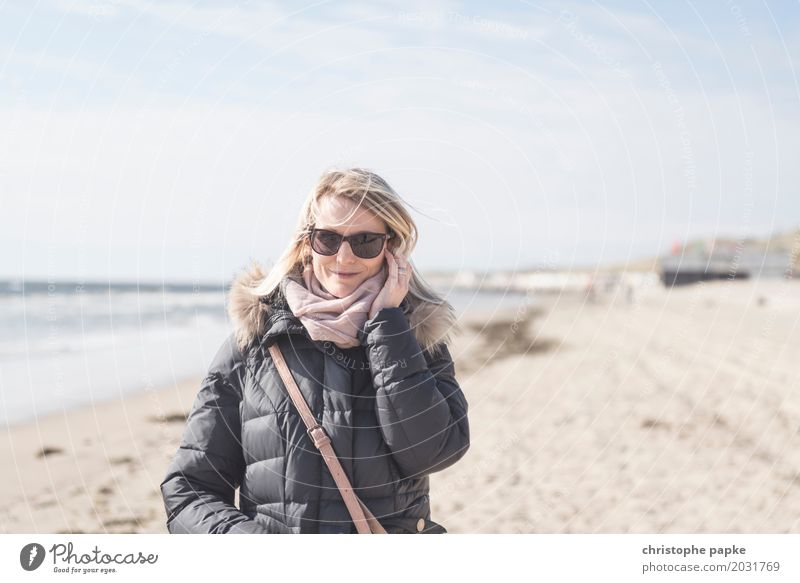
[36,446,64,459]
[102,517,144,529]
[148,412,187,424]
[109,456,134,465]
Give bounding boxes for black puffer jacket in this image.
[160,267,470,533]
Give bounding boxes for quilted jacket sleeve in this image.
[160,334,268,534]
[360,306,470,479]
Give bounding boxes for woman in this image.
[160,168,470,534]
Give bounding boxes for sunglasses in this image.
[308,228,394,259]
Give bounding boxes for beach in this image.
[2,278,799,533]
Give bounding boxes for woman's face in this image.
[310,196,389,298]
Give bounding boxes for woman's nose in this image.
[336,240,358,262]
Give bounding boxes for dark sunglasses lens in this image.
[311,231,341,255]
[350,233,385,259]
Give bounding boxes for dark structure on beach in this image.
[660,238,795,287]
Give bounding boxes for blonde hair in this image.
[246,167,459,353]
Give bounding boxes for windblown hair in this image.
[228,167,460,356]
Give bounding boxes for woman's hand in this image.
[368,250,411,320]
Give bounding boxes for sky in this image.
[1,0,798,282]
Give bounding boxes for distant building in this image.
[659,238,794,286]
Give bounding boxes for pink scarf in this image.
[283,263,387,348]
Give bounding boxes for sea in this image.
[0,278,530,427]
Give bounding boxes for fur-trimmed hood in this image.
[226,262,458,355]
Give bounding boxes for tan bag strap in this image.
[268,343,387,534]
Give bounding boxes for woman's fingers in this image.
[386,249,398,283]
[385,249,411,299]
[396,254,409,284]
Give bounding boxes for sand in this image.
[2,278,799,533]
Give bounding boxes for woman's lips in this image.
[332,270,359,279]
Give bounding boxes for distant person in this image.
[160,168,470,533]
[586,277,596,303]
